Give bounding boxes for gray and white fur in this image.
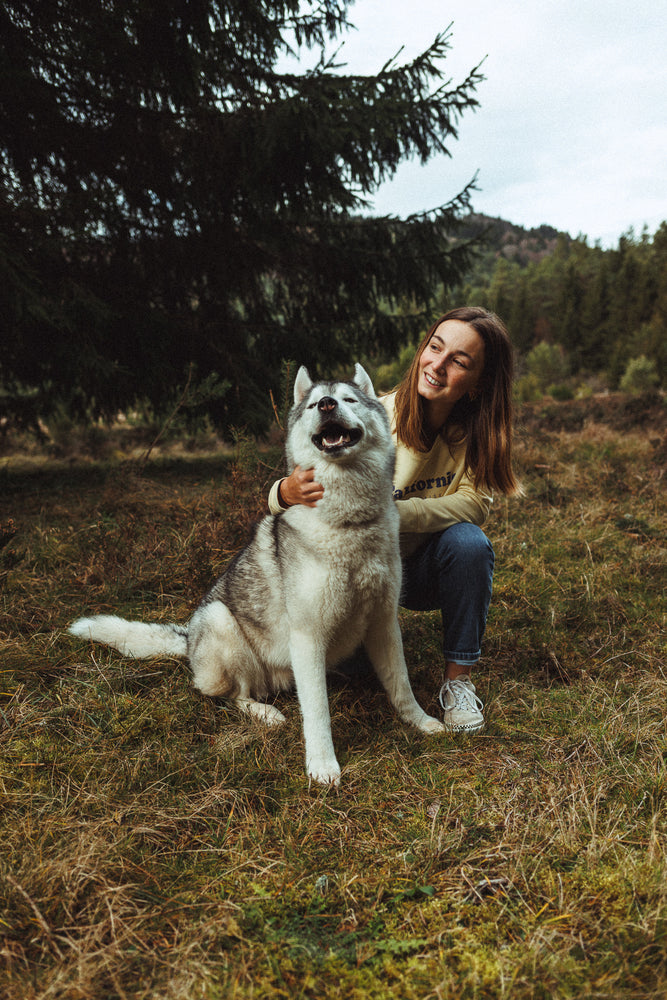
[69,364,443,784]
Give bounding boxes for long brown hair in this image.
[393,306,520,495]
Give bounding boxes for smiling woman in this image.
[387,306,519,731]
[416,319,486,431]
[394,307,517,488]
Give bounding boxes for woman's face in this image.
[417,319,485,427]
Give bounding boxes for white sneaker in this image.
[438,676,485,733]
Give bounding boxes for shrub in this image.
[525,341,570,391]
[620,355,660,394]
[374,343,417,391]
[514,373,542,403]
[548,383,575,401]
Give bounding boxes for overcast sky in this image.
[296,0,667,247]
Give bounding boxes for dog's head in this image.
[286,364,391,470]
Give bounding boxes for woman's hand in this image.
[279,466,325,508]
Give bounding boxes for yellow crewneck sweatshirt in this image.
[380,393,491,554]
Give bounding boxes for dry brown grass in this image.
[1,395,666,998]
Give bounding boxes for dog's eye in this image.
[343,397,357,404]
[307,401,318,409]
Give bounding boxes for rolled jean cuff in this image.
[444,651,481,665]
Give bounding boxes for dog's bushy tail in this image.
[69,615,188,658]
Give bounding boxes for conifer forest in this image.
[3,0,663,445]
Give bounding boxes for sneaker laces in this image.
[438,676,484,714]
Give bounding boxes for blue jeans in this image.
[400,523,494,665]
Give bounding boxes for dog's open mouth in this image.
[312,422,363,452]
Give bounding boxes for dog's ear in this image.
[353,363,376,399]
[294,366,313,404]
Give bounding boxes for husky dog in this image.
[69,365,443,785]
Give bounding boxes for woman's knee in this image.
[433,523,494,573]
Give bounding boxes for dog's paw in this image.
[416,714,446,734]
[306,758,342,787]
[262,705,287,726]
[238,699,286,726]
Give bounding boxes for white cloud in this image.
[326,0,667,245]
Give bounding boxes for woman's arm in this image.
[395,476,492,533]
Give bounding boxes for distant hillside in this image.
[447,213,665,391]
[456,213,568,266]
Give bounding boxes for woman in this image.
[268,306,520,733]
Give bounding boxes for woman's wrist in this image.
[277,478,291,509]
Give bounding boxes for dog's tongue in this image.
[324,430,348,447]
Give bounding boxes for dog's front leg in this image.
[365,613,444,734]
[289,630,341,786]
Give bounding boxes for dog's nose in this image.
[317,396,337,413]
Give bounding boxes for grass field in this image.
[1,394,666,999]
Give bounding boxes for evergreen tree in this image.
[486,258,516,328]
[556,259,585,359]
[576,249,604,368]
[648,222,667,382]
[506,270,535,354]
[0,0,484,431]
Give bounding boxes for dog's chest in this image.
[284,520,397,618]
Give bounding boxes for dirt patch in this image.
[518,391,667,435]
